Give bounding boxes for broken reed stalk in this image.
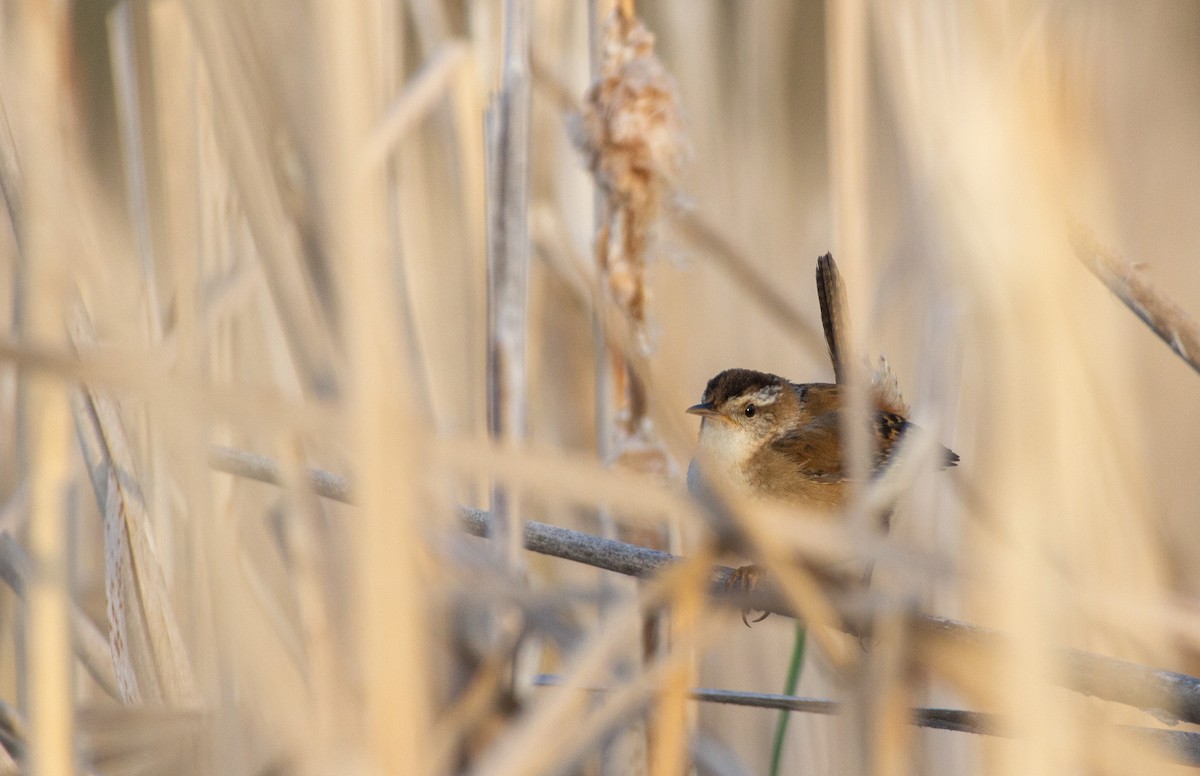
[71,310,198,707]
[485,0,532,570]
[207,445,1200,731]
[1070,222,1200,378]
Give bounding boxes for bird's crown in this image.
[701,369,789,409]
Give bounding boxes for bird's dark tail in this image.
[816,253,850,384]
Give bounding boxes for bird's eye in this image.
[744,404,756,418]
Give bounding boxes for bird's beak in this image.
[686,402,718,418]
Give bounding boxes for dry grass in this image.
[0,1,1199,775]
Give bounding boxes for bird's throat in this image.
[694,421,759,489]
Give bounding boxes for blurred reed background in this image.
[1,1,1200,774]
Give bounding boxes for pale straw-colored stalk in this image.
[10,4,76,775]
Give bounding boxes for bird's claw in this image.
[741,609,770,627]
[727,564,771,626]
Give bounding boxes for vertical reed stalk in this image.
[826,0,872,506]
[0,20,28,510]
[486,0,532,570]
[12,2,75,774]
[580,2,689,772]
[826,1,876,773]
[109,2,163,340]
[589,0,617,472]
[313,1,431,771]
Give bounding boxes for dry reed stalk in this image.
[208,445,353,504]
[872,5,1173,773]
[142,4,220,686]
[859,608,921,776]
[1070,223,1200,378]
[577,5,684,473]
[459,508,1200,729]
[206,434,1200,763]
[0,95,26,500]
[108,4,186,640]
[448,26,490,448]
[0,98,22,250]
[575,18,688,771]
[486,0,532,570]
[0,332,334,438]
[465,593,648,776]
[23,376,73,776]
[518,597,719,776]
[372,0,433,423]
[361,41,471,172]
[212,437,698,535]
[389,0,486,469]
[531,204,739,482]
[825,0,874,540]
[1,2,1193,773]
[210,442,832,574]
[468,552,720,776]
[537,675,1005,733]
[180,6,345,398]
[668,210,828,360]
[69,310,198,707]
[7,5,80,776]
[310,0,432,770]
[647,547,705,776]
[535,676,1200,767]
[440,437,697,529]
[530,206,681,454]
[108,2,165,341]
[0,534,120,700]
[175,31,276,747]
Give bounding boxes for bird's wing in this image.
[768,412,848,483]
[771,408,955,480]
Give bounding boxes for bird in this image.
[686,254,958,622]
[685,368,958,508]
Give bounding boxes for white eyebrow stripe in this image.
[749,384,783,404]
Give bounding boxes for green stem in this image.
[769,623,807,776]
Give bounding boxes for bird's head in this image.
[687,369,800,473]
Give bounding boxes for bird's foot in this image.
[727,564,770,626]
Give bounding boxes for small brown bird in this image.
[687,254,958,621]
[686,368,958,508]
